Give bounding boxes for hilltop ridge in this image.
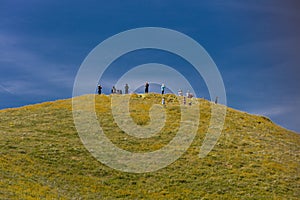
[0,94,299,199]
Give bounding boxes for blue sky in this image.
[0,0,299,132]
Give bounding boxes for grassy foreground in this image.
[0,94,299,199]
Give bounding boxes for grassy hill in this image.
[0,94,299,199]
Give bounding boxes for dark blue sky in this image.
[0,0,299,132]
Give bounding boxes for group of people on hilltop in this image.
[97,82,170,95]
[97,83,220,105]
[97,84,128,95]
[144,82,165,95]
[97,82,197,106]
[97,82,194,99]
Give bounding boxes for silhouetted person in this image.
[125,84,129,94]
[111,86,116,94]
[97,84,102,95]
[145,82,149,93]
[215,96,219,104]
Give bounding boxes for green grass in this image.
[0,94,299,199]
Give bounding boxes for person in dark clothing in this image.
[125,84,129,94]
[215,96,219,104]
[145,82,149,93]
[111,86,116,94]
[97,84,102,95]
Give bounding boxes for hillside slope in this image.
[0,94,299,199]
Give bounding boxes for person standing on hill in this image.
[97,84,102,95]
[111,86,116,94]
[178,89,183,96]
[162,97,165,105]
[186,90,190,98]
[215,96,219,104]
[125,84,129,94]
[145,82,149,93]
[161,83,165,95]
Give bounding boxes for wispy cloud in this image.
[250,105,292,117]
[0,32,76,97]
[0,80,47,96]
[0,83,14,94]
